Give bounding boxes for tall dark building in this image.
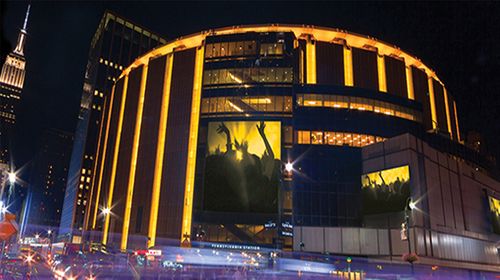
[22,129,73,235]
[59,11,166,242]
[0,5,29,165]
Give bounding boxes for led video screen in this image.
[488,196,500,234]
[361,165,410,215]
[203,121,281,213]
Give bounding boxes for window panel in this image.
[298,93,420,122]
[296,130,386,147]
[201,96,293,114]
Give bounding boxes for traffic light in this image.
[346,257,352,263]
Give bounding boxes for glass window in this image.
[285,96,293,112]
[245,41,256,55]
[216,97,224,112]
[213,43,220,57]
[297,94,418,122]
[311,131,324,144]
[201,98,209,113]
[298,131,311,144]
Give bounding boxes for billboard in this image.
[203,121,281,214]
[488,196,500,234]
[361,165,410,215]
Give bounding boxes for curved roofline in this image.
[119,23,444,87]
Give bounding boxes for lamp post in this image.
[47,229,53,258]
[6,172,16,206]
[404,197,415,274]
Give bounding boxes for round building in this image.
[85,24,500,270]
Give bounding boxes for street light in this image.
[0,202,7,214]
[102,207,111,216]
[408,200,417,211]
[285,162,293,172]
[404,197,416,274]
[8,172,16,185]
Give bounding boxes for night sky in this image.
[2,1,500,170]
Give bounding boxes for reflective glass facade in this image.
[59,12,166,241]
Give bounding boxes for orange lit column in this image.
[405,66,414,100]
[427,77,438,130]
[343,45,353,86]
[377,54,387,93]
[102,75,129,245]
[147,54,173,248]
[181,46,204,245]
[120,64,149,250]
[86,88,112,230]
[305,37,316,84]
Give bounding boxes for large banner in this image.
[361,165,410,215]
[203,121,281,214]
[488,196,500,234]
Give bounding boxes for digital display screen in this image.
[488,196,500,234]
[361,165,410,215]
[203,121,280,214]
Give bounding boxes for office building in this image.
[0,5,30,165]
[59,11,166,242]
[22,129,73,235]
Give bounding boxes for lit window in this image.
[296,130,385,148]
[297,131,311,144]
[311,131,323,144]
[299,94,419,122]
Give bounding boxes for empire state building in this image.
[0,5,30,164]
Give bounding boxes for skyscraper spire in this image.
[13,4,30,56]
[22,4,31,31]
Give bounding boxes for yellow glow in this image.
[453,101,461,142]
[148,54,173,248]
[427,78,438,130]
[489,196,500,216]
[207,121,281,158]
[181,46,204,244]
[102,75,129,245]
[228,72,242,84]
[377,55,387,93]
[236,150,243,161]
[362,165,410,188]
[343,45,353,86]
[242,97,272,104]
[299,48,304,83]
[227,101,243,112]
[443,88,452,138]
[118,24,444,87]
[121,64,149,250]
[88,87,114,230]
[306,38,316,84]
[405,66,414,100]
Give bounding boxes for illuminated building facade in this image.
[0,5,30,165]
[22,129,73,235]
[59,11,166,242]
[87,25,500,271]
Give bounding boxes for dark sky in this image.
[3,1,500,168]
